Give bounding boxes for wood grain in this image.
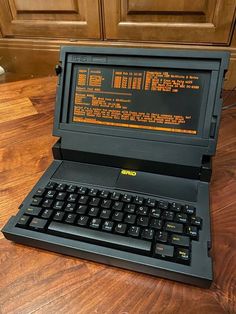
[0,0,101,39]
[103,0,236,44]
[0,97,37,122]
[0,77,235,314]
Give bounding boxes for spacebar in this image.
[48,222,151,255]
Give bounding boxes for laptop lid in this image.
[53,46,229,170]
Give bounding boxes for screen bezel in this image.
[53,47,228,159]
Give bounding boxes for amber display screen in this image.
[72,65,209,135]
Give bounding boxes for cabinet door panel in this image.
[103,0,235,44]
[0,0,101,39]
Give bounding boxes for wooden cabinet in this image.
[103,0,236,44]
[0,0,235,89]
[0,0,101,39]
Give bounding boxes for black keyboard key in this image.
[42,199,53,208]
[90,218,101,229]
[136,206,148,216]
[29,217,47,230]
[170,234,190,247]
[164,222,183,234]
[65,213,76,224]
[100,209,111,219]
[156,231,168,243]
[137,216,149,227]
[133,196,144,205]
[100,190,110,198]
[183,205,196,215]
[162,210,174,221]
[141,228,154,241]
[175,213,188,224]
[128,226,140,237]
[111,192,120,201]
[170,202,181,212]
[89,197,100,207]
[124,214,136,224]
[88,207,99,217]
[88,188,98,196]
[146,198,156,207]
[158,200,169,210]
[124,204,136,213]
[112,211,124,222]
[150,208,161,218]
[67,185,77,193]
[186,226,198,239]
[190,216,202,228]
[122,194,132,203]
[31,197,42,206]
[154,243,174,258]
[112,201,123,211]
[48,222,151,254]
[56,183,67,191]
[65,203,76,212]
[101,199,112,209]
[102,221,114,232]
[53,211,64,221]
[53,201,64,210]
[56,192,67,201]
[67,193,78,202]
[150,218,162,230]
[77,215,89,226]
[176,248,190,262]
[16,215,30,227]
[46,182,57,189]
[76,205,87,215]
[41,209,53,219]
[25,207,41,216]
[78,195,89,205]
[115,223,127,234]
[34,188,45,197]
[78,187,87,195]
[45,190,56,199]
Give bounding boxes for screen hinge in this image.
[210,116,217,138]
[55,63,62,85]
[52,139,62,160]
[199,156,212,182]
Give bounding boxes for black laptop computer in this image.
[2,46,229,288]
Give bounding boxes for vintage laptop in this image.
[2,46,229,287]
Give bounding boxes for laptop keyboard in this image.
[16,181,202,265]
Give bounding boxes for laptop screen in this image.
[71,64,210,136]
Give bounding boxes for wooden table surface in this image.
[0,77,235,314]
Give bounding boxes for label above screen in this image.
[72,65,209,135]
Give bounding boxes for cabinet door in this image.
[103,0,235,44]
[0,0,101,39]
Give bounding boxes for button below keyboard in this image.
[48,222,151,254]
